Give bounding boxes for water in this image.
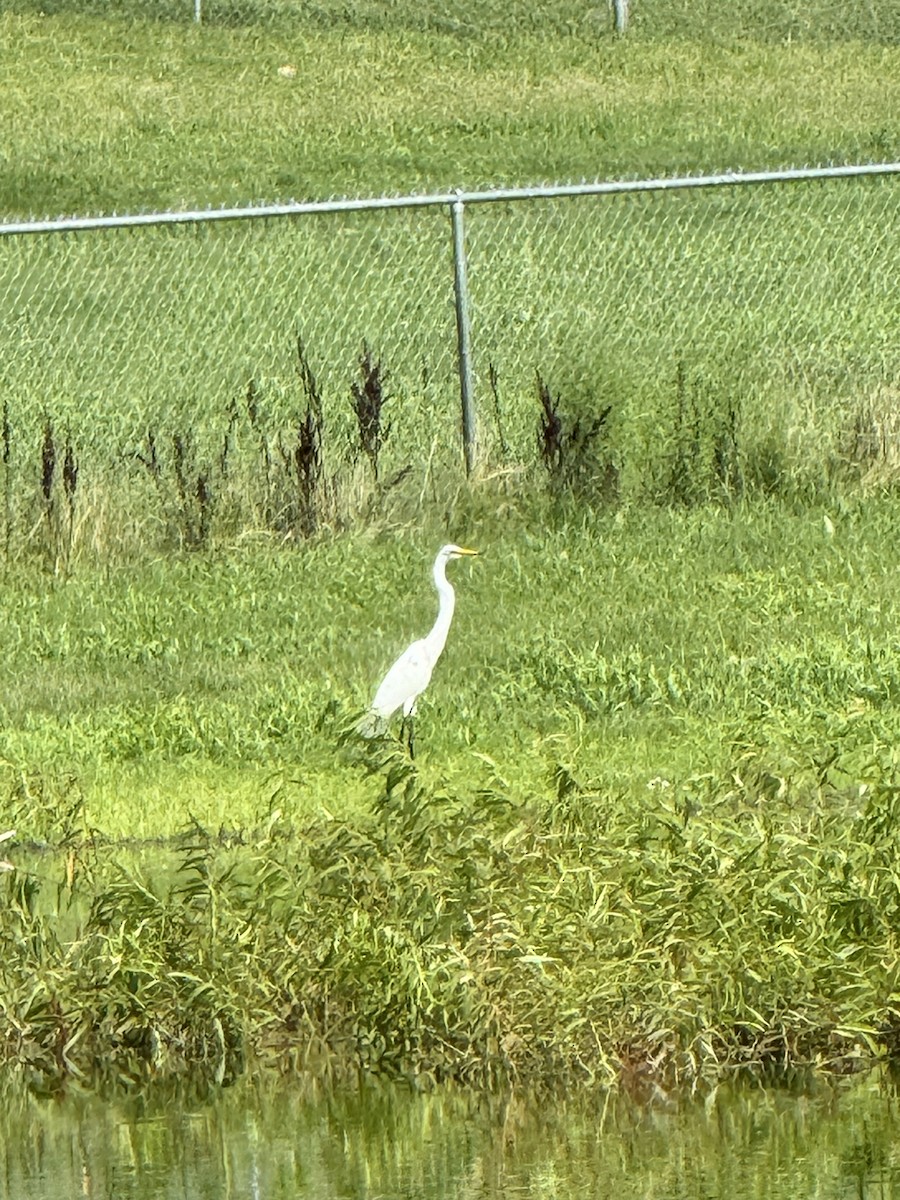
[2,1071,900,1199]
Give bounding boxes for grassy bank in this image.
[3,496,900,840]
[4,743,900,1094]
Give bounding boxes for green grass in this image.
[1,12,897,217]
[2,494,899,841]
[1,0,900,1094]
[0,8,897,553]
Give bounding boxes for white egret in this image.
[362,544,479,755]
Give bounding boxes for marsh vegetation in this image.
[1,0,899,1097]
[5,493,900,1091]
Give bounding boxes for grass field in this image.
[6,494,900,1089]
[2,6,898,217]
[3,494,900,842]
[1,1,900,1091]
[0,5,898,559]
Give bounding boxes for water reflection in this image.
[1,1071,899,1199]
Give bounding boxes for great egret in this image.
[362,544,479,755]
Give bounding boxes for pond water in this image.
[2,1070,899,1199]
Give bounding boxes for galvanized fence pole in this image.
[194,0,202,22]
[613,0,629,33]
[450,192,477,476]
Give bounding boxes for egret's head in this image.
[439,544,479,561]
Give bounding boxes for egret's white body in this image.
[363,544,478,747]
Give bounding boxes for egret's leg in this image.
[407,715,416,760]
[398,714,414,758]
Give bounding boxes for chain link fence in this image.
[2,0,899,40]
[466,170,899,473]
[0,164,898,552]
[1,202,463,469]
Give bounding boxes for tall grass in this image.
[0,171,897,564]
[4,741,900,1092]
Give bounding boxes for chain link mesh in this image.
[0,171,897,518]
[466,176,899,469]
[3,0,898,42]
[1,206,459,465]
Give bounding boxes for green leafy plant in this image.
[350,342,391,484]
[536,371,616,500]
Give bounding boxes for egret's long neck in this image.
[424,556,456,660]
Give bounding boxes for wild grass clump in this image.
[280,337,326,538]
[5,332,435,562]
[536,372,617,502]
[35,417,80,574]
[657,361,744,506]
[1,767,86,849]
[136,428,220,550]
[350,342,392,485]
[845,386,900,490]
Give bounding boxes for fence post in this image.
[613,0,629,33]
[194,0,202,22]
[450,192,477,476]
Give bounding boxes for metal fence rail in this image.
[1,162,898,489]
